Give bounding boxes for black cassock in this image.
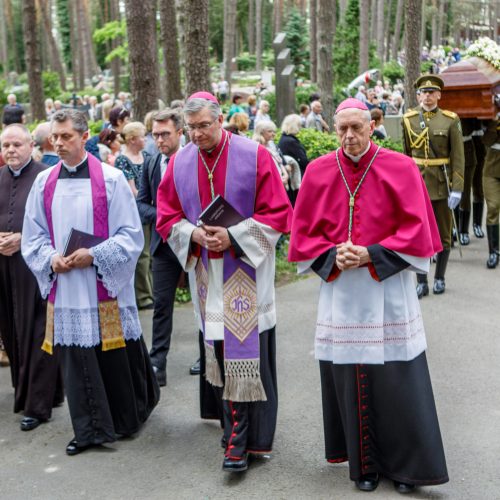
[0,161,64,420]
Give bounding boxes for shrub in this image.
[383,60,405,84]
[42,72,62,100]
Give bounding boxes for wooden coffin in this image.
[439,57,500,119]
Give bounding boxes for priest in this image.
[0,124,63,431]
[157,92,292,472]
[289,98,448,493]
[21,109,159,456]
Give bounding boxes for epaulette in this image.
[403,110,419,118]
[442,109,458,119]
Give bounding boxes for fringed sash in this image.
[42,153,125,354]
[174,134,266,402]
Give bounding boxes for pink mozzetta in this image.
[335,97,369,113]
[187,91,219,104]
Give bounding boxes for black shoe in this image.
[487,252,499,269]
[472,201,484,238]
[433,278,445,294]
[20,416,43,431]
[459,233,470,245]
[394,481,416,494]
[355,473,379,492]
[416,282,429,299]
[152,365,167,387]
[66,439,95,456]
[473,223,484,238]
[223,453,249,472]
[189,358,201,375]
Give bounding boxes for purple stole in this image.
[173,134,267,402]
[41,153,125,354]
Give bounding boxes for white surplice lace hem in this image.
[22,243,56,299]
[52,305,142,347]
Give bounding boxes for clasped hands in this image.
[192,225,231,253]
[335,240,371,271]
[51,248,94,274]
[0,232,21,256]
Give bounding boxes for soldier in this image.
[472,121,486,238]
[403,75,465,298]
[482,108,500,269]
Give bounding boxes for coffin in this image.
[439,57,500,119]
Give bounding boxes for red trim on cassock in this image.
[367,263,380,282]
[289,142,442,264]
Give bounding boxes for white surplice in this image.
[298,253,430,365]
[168,217,281,340]
[21,163,144,348]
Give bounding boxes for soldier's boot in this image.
[473,201,485,238]
[416,273,429,299]
[458,209,470,246]
[486,224,499,269]
[433,249,450,294]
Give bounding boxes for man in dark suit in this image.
[137,109,186,386]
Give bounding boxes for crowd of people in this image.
[0,74,499,494]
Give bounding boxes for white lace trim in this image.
[23,243,56,298]
[92,239,129,297]
[53,305,142,347]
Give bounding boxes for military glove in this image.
[448,191,462,210]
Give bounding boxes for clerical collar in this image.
[63,153,88,173]
[8,158,32,177]
[202,130,229,158]
[344,143,371,163]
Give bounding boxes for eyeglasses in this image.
[185,119,217,132]
[152,131,172,140]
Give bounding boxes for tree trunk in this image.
[83,0,99,76]
[391,0,403,60]
[159,0,182,104]
[76,0,96,84]
[274,0,283,36]
[338,0,348,22]
[431,0,438,47]
[22,0,45,120]
[370,0,377,40]
[436,0,445,46]
[109,0,121,96]
[223,0,237,95]
[184,0,210,96]
[248,0,255,54]
[125,0,159,121]
[420,0,426,49]
[255,0,263,70]
[0,0,9,77]
[317,0,335,130]
[384,0,393,62]
[309,0,317,82]
[68,0,82,89]
[376,0,385,64]
[5,0,22,74]
[404,0,422,110]
[38,0,66,90]
[359,0,370,73]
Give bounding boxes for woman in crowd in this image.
[143,110,159,156]
[247,95,258,130]
[115,122,154,310]
[278,114,309,177]
[97,128,121,166]
[370,108,387,139]
[255,100,271,125]
[225,112,249,136]
[227,93,245,120]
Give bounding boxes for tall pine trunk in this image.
[223,0,237,95]
[109,0,121,96]
[38,0,66,90]
[160,0,182,104]
[309,0,317,82]
[255,0,263,71]
[317,0,335,130]
[404,0,422,110]
[376,0,385,65]
[0,0,9,78]
[22,0,45,120]
[125,0,159,121]
[248,0,255,55]
[184,0,210,95]
[359,0,370,73]
[391,0,404,60]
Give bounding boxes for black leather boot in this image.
[473,201,485,238]
[458,209,470,245]
[433,249,450,294]
[416,273,429,299]
[486,224,499,269]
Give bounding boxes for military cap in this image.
[414,75,444,92]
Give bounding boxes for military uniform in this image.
[472,121,486,238]
[402,75,465,297]
[482,116,500,268]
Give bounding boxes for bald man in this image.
[0,124,63,431]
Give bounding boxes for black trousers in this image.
[320,352,448,486]
[60,338,160,448]
[149,244,182,371]
[199,328,278,458]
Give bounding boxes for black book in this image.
[63,228,105,257]
[197,194,245,228]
